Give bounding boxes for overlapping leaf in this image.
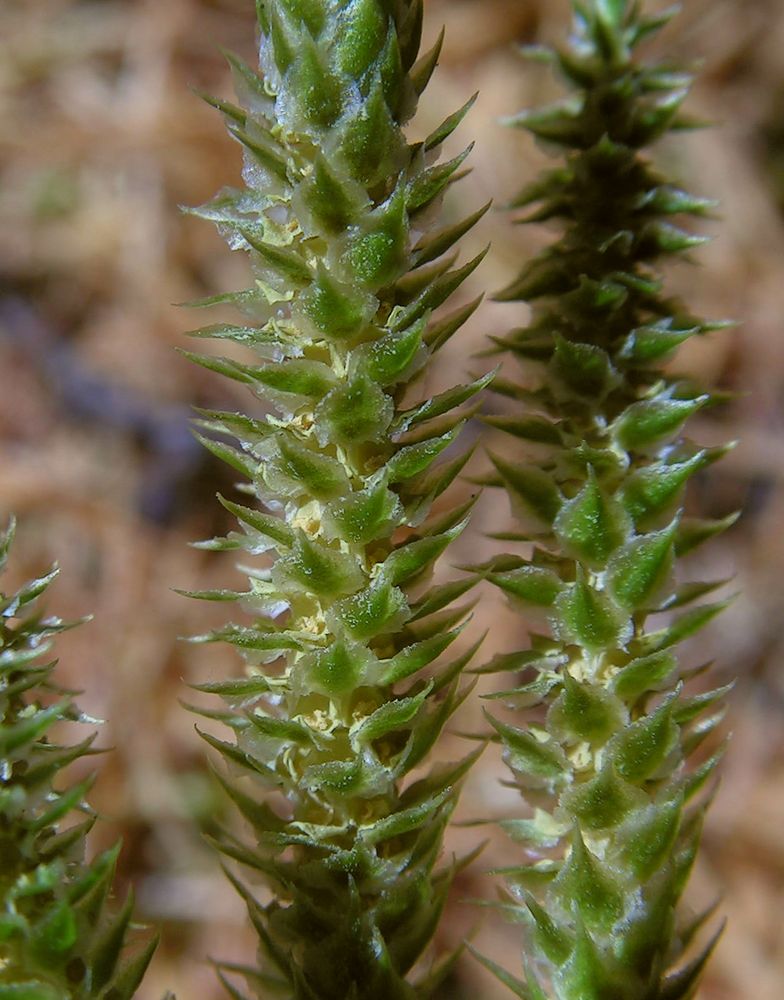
[186,3,486,997]
[481,3,734,997]
[0,519,155,997]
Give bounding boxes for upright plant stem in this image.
[0,518,156,998]
[185,3,488,997]
[477,3,734,997]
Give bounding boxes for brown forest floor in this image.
[1,1,783,997]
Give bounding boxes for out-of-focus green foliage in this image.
[0,519,156,999]
[476,2,732,997]
[186,2,487,997]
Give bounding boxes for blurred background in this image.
[1,0,783,997]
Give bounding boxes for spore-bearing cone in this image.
[479,3,732,998]
[187,2,488,996]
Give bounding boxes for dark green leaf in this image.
[409,26,443,94]
[361,789,451,846]
[490,566,564,607]
[377,628,462,685]
[334,0,386,77]
[274,434,350,500]
[218,495,293,549]
[384,425,462,483]
[425,93,478,151]
[323,483,402,545]
[239,228,312,286]
[248,712,317,746]
[297,266,375,340]
[491,454,562,526]
[553,579,630,652]
[612,650,678,701]
[289,34,343,126]
[390,248,488,332]
[194,433,256,479]
[274,534,364,599]
[614,395,707,451]
[483,415,561,445]
[621,453,707,525]
[353,687,429,745]
[346,186,409,290]
[620,322,699,364]
[486,711,567,787]
[381,521,466,586]
[547,672,625,745]
[338,77,401,187]
[425,294,484,351]
[554,828,625,930]
[407,144,473,214]
[303,641,373,698]
[611,694,680,783]
[414,201,491,268]
[395,370,494,433]
[254,359,337,400]
[562,766,644,831]
[638,600,731,654]
[329,581,408,642]
[617,798,682,881]
[89,890,135,991]
[315,374,393,445]
[607,520,677,610]
[675,512,739,556]
[360,316,426,386]
[466,945,539,1000]
[554,471,630,567]
[552,337,619,399]
[299,154,366,234]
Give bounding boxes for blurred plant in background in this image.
[0,518,156,998]
[476,2,733,996]
[1,1,783,998]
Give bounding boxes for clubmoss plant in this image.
[475,2,734,997]
[0,518,156,998]
[184,1,488,996]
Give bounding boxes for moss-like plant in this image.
[0,518,156,998]
[475,2,733,997]
[184,2,487,996]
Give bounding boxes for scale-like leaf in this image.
[0,525,155,993]
[184,3,486,995]
[480,2,733,994]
